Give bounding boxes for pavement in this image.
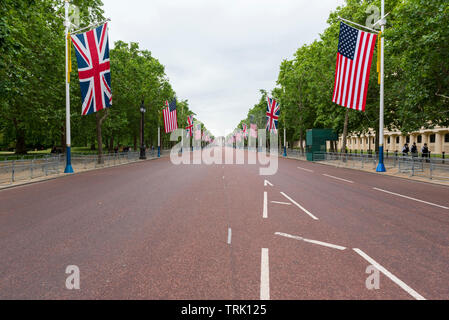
[1,147,448,299]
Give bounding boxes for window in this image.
[445,133,449,143]
[387,137,391,144]
[430,134,436,143]
[366,138,368,144]
[372,138,375,144]
[396,136,400,144]
[406,136,410,143]
[417,135,422,143]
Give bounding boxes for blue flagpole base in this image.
[157,146,160,158]
[283,147,287,157]
[376,162,386,172]
[376,146,386,172]
[64,146,74,173]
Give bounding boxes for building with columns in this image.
[334,126,449,155]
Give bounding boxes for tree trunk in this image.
[341,108,349,153]
[13,118,27,154]
[299,131,304,153]
[96,109,109,164]
[109,136,114,153]
[133,134,137,151]
[60,125,66,152]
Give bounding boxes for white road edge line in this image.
[353,248,426,300]
[263,191,268,219]
[297,166,314,173]
[260,248,270,300]
[280,192,319,220]
[264,180,273,187]
[227,228,232,244]
[373,187,449,210]
[322,173,354,184]
[275,232,346,250]
[270,201,291,205]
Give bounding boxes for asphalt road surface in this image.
[1,148,448,299]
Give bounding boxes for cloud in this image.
[103,0,345,136]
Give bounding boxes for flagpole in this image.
[64,0,74,173]
[376,0,386,172]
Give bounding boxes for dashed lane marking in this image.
[297,166,314,173]
[373,187,449,210]
[322,174,354,184]
[260,248,270,300]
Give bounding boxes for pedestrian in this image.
[410,142,418,157]
[402,143,409,156]
[421,143,429,161]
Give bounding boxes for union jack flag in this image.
[266,97,280,133]
[186,115,194,137]
[71,23,112,116]
[242,124,248,138]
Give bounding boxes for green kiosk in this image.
[306,129,338,161]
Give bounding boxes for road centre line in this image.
[297,166,314,173]
[227,228,232,244]
[263,192,268,219]
[322,174,354,184]
[280,192,319,220]
[271,201,291,205]
[373,187,449,210]
[260,248,270,300]
[353,248,426,300]
[275,232,346,250]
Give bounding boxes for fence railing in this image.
[312,152,449,181]
[0,150,166,186]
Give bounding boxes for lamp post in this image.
[376,0,386,172]
[140,100,146,160]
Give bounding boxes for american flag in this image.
[266,97,280,133]
[163,98,178,133]
[71,23,112,115]
[332,22,377,111]
[186,115,194,137]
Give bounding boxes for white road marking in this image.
[222,176,225,179]
[275,232,346,250]
[270,201,291,205]
[373,187,449,210]
[353,248,426,300]
[264,180,273,187]
[263,191,268,219]
[322,173,354,183]
[280,192,319,220]
[297,166,314,173]
[260,248,270,300]
[227,228,232,244]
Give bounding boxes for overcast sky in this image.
[102,0,345,137]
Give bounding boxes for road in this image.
[1,148,448,299]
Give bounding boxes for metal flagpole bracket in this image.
[337,16,377,33]
[71,18,111,35]
[373,12,390,27]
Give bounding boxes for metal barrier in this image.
[313,152,449,181]
[0,150,166,186]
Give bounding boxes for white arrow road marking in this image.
[275,232,346,250]
[264,180,273,187]
[227,228,232,244]
[373,187,449,210]
[353,248,426,300]
[260,248,270,300]
[280,192,318,220]
[270,201,291,205]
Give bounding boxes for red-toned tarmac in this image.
[1,148,448,299]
